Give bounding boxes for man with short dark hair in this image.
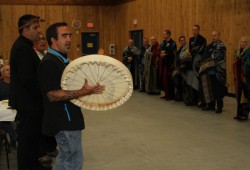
[189,25,206,57]
[9,14,48,169]
[187,24,207,106]
[159,29,177,100]
[38,22,104,169]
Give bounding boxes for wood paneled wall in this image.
[0,0,249,93]
[0,0,135,5]
[0,5,116,59]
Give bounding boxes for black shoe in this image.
[198,103,206,108]
[148,92,160,95]
[174,97,182,102]
[215,108,222,113]
[234,116,248,121]
[234,116,239,120]
[202,106,215,111]
[185,102,196,106]
[160,96,166,99]
[39,155,52,166]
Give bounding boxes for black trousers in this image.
[16,110,43,170]
[39,134,57,157]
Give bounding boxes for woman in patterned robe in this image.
[233,36,250,120]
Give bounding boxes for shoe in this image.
[202,106,215,111]
[185,102,196,106]
[234,116,239,120]
[234,116,248,121]
[148,92,160,95]
[160,96,166,99]
[215,108,222,113]
[174,96,182,101]
[47,149,58,157]
[39,155,52,166]
[198,103,206,108]
[165,97,174,101]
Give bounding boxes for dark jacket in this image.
[159,38,177,71]
[9,35,43,111]
[189,34,207,57]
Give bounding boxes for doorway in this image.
[81,32,99,55]
[130,30,143,48]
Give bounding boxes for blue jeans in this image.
[55,131,83,170]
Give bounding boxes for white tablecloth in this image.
[0,101,16,121]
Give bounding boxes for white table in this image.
[0,100,16,169]
[0,101,16,121]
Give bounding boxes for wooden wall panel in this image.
[0,0,136,6]
[0,5,116,60]
[1,5,14,61]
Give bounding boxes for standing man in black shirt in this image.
[188,24,207,106]
[189,25,207,57]
[159,29,177,100]
[9,14,47,170]
[38,22,104,170]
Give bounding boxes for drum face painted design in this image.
[61,55,133,111]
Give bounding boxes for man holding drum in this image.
[38,22,104,170]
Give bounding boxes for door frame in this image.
[130,29,143,48]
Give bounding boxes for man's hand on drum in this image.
[82,79,105,95]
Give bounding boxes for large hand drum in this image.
[61,55,133,111]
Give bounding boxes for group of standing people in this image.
[123,25,250,120]
[7,14,104,170]
[123,24,229,115]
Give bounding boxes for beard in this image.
[64,43,71,53]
